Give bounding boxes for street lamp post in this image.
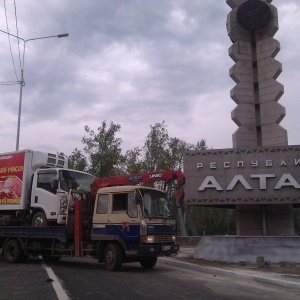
[0,30,69,150]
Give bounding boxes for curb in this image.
[159,257,300,291]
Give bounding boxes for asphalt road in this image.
[1,255,299,300]
[0,257,59,300]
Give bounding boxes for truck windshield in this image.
[59,170,94,192]
[139,189,172,218]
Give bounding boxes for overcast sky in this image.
[0,0,299,156]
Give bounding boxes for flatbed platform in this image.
[0,226,67,242]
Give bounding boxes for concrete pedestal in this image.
[194,236,300,264]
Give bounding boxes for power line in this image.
[13,0,22,70]
[3,0,19,82]
[0,81,19,85]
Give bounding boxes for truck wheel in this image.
[32,212,48,226]
[104,243,123,271]
[140,257,157,269]
[3,239,23,263]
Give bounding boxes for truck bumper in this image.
[57,215,67,224]
[137,243,179,257]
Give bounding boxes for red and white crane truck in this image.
[0,168,182,270]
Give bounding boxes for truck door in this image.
[108,192,140,251]
[93,193,110,233]
[31,170,59,221]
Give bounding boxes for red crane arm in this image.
[91,169,185,200]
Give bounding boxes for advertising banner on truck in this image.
[0,152,25,205]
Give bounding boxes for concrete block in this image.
[265,260,271,266]
[256,37,280,59]
[232,103,256,126]
[194,236,300,264]
[256,256,265,268]
[260,101,286,125]
[257,58,282,81]
[239,260,247,266]
[257,56,281,70]
[229,40,252,62]
[261,124,288,146]
[258,79,284,103]
[230,61,254,83]
[230,81,255,104]
[280,261,296,268]
[232,126,258,148]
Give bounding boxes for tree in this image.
[123,147,144,174]
[142,121,169,171]
[82,121,124,177]
[141,121,208,172]
[166,137,189,170]
[194,139,208,150]
[68,148,88,171]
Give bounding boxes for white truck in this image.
[0,150,94,226]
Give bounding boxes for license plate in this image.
[162,245,171,251]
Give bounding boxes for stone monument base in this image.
[194,236,300,264]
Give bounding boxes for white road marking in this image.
[40,259,70,300]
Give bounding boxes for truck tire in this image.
[3,239,23,263]
[140,257,157,269]
[32,211,48,226]
[104,243,123,271]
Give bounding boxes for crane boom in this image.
[91,169,185,198]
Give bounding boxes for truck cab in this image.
[89,185,178,269]
[31,168,94,226]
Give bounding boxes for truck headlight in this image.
[60,199,68,214]
[140,235,155,243]
[146,236,155,243]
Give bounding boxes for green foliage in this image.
[68,148,88,171]
[143,121,170,170]
[141,121,204,171]
[123,147,144,174]
[166,137,188,170]
[194,139,208,150]
[82,121,124,177]
[189,206,236,235]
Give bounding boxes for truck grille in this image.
[153,235,173,243]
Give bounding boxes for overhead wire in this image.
[0,81,19,85]
[3,0,19,82]
[13,0,22,70]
